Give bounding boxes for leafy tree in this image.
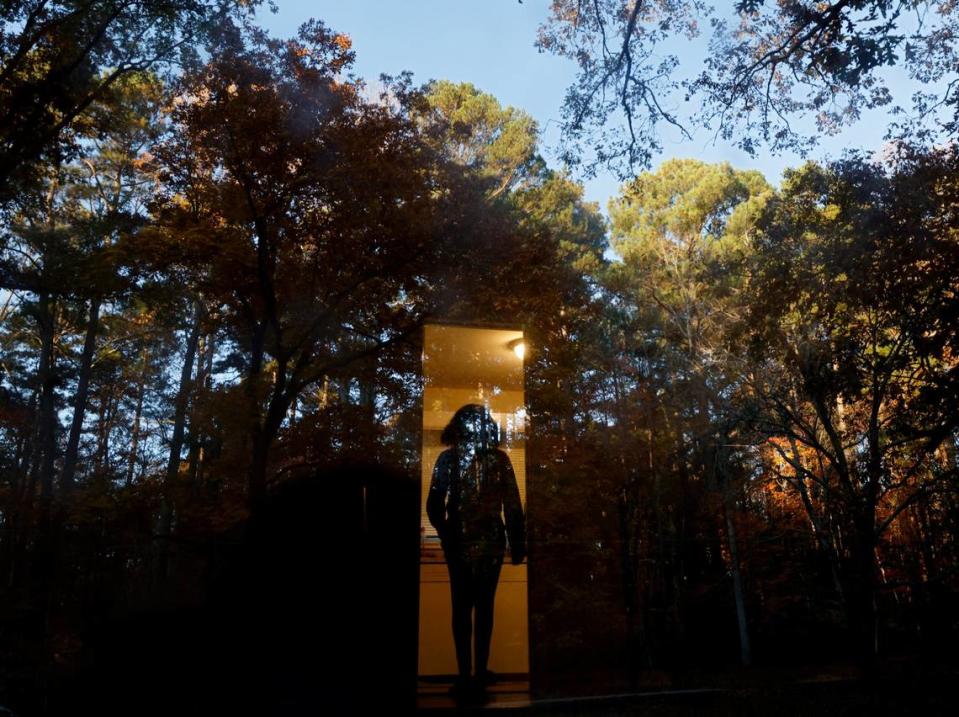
[741,149,959,663]
[0,0,256,202]
[607,158,772,666]
[422,80,541,198]
[536,1,959,174]
[0,70,164,619]
[150,22,462,510]
[57,71,165,493]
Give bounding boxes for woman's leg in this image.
[473,554,503,679]
[446,555,474,682]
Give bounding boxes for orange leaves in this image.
[333,33,352,53]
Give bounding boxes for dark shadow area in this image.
[50,463,419,717]
[416,675,959,716]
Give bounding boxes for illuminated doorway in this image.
[418,323,529,683]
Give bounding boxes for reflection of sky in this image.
[260,1,949,216]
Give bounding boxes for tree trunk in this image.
[61,297,100,492]
[669,424,690,646]
[187,333,214,489]
[248,432,270,512]
[0,391,34,587]
[245,320,268,513]
[125,350,148,486]
[786,441,848,619]
[32,291,58,599]
[35,292,57,515]
[156,305,203,583]
[248,384,292,514]
[94,386,118,474]
[723,489,752,666]
[851,512,879,673]
[618,482,648,684]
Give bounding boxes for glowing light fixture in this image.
[508,338,525,360]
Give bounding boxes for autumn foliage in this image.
[1,5,959,715]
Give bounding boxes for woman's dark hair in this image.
[441,403,500,448]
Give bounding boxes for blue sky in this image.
[257,1,909,211]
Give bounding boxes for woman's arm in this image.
[499,451,526,564]
[426,450,452,539]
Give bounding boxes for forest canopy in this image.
[1,3,958,715]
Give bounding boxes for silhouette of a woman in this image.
[427,404,526,697]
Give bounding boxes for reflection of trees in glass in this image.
[2,7,959,709]
[741,152,959,665]
[0,26,593,709]
[527,152,959,688]
[608,158,773,667]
